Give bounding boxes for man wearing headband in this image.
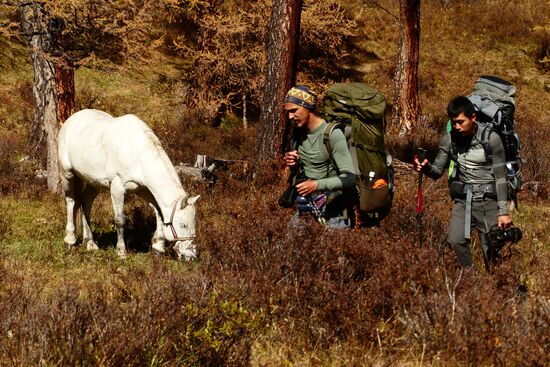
[283,85,356,228]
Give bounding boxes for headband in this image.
[284,85,317,111]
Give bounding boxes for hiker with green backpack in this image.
[321,83,394,227]
[280,83,395,229]
[282,85,357,229]
[413,94,513,271]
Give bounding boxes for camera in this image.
[278,177,306,208]
[488,226,522,250]
[278,184,298,208]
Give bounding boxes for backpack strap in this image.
[322,122,359,175]
[448,121,458,180]
[480,124,493,162]
[322,122,339,157]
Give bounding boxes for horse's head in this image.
[164,195,200,260]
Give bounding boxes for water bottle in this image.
[368,171,375,187]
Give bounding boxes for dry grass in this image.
[0,168,549,365]
[0,0,550,365]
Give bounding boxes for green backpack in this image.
[322,82,394,225]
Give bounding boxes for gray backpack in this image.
[468,76,521,206]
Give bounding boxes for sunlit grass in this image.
[1,0,550,364]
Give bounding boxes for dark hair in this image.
[447,96,476,118]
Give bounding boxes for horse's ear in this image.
[180,195,200,209]
[187,195,200,205]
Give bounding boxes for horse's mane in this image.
[140,122,184,191]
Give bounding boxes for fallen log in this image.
[175,155,248,184]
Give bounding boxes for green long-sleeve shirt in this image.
[298,120,356,191]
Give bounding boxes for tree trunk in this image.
[20,2,75,193]
[391,0,421,136]
[55,57,75,123]
[254,0,303,164]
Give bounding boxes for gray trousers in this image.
[447,198,499,268]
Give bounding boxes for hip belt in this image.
[449,181,496,240]
[449,181,496,200]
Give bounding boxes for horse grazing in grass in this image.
[58,109,200,259]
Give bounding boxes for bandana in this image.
[285,86,317,111]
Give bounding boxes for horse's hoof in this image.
[64,241,77,250]
[116,250,128,259]
[64,235,77,250]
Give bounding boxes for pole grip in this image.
[417,148,426,163]
[416,148,426,214]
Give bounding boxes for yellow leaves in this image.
[181,293,266,355]
[186,0,209,11]
[532,25,550,34]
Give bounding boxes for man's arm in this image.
[416,132,452,180]
[315,128,355,191]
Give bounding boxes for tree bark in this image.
[20,1,75,193]
[391,0,421,136]
[55,57,75,123]
[254,0,303,164]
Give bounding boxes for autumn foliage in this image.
[1,0,550,365]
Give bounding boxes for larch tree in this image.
[162,1,269,126]
[391,0,421,136]
[9,0,158,192]
[254,0,303,165]
[19,1,66,192]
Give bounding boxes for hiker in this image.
[413,96,512,270]
[283,85,356,229]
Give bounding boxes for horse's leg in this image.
[110,178,127,258]
[81,185,100,251]
[149,203,166,254]
[62,173,81,248]
[137,189,166,254]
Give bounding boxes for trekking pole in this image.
[416,148,427,246]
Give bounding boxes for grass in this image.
[0,171,550,366]
[1,0,550,365]
[1,175,548,365]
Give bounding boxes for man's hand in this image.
[296,179,317,196]
[413,155,429,173]
[497,214,512,229]
[284,150,299,167]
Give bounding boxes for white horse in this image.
[58,109,199,259]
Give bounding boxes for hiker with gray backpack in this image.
[414,76,522,271]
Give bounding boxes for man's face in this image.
[284,103,310,129]
[451,112,476,137]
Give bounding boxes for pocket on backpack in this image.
[358,178,391,212]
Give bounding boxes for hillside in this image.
[1,1,550,365]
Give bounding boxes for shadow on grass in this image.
[91,228,153,254]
